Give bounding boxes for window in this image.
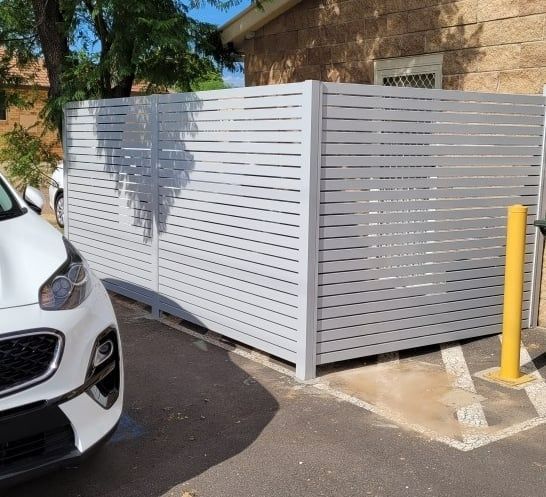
[374,54,443,89]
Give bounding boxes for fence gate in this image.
[64,81,546,379]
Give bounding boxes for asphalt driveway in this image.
[8,299,546,497]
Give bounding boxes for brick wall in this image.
[243,0,546,94]
[0,87,62,155]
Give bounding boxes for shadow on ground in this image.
[8,300,279,497]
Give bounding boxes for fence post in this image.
[62,105,69,240]
[296,80,322,381]
[150,94,161,319]
[529,85,546,328]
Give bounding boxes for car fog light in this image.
[93,340,114,367]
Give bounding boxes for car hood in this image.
[0,211,67,309]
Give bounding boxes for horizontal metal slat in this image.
[159,107,302,122]
[321,186,539,203]
[159,149,302,167]
[322,81,545,105]
[322,143,540,156]
[67,146,151,158]
[320,227,535,251]
[320,206,537,226]
[323,106,544,126]
[322,154,542,168]
[320,218,513,238]
[321,166,540,180]
[160,140,302,156]
[322,119,544,136]
[159,130,302,143]
[157,82,305,103]
[321,177,540,192]
[323,93,545,116]
[159,159,301,179]
[323,131,542,147]
[158,93,303,113]
[320,196,539,215]
[160,119,303,132]
[159,169,301,190]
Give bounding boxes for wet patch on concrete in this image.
[317,332,546,451]
[324,360,474,439]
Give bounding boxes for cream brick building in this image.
[221,0,546,94]
[0,59,61,154]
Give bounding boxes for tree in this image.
[0,124,60,187]
[190,69,230,91]
[0,0,242,132]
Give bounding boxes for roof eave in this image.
[220,0,303,48]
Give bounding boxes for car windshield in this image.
[0,176,24,221]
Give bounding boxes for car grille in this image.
[0,403,77,479]
[0,425,75,471]
[0,332,62,397]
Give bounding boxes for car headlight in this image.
[39,238,92,310]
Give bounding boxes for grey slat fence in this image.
[63,81,546,380]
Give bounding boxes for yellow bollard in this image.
[487,204,534,386]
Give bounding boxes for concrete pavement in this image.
[9,299,546,497]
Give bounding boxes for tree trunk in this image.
[30,0,69,134]
[110,75,135,98]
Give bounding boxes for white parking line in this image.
[440,343,488,443]
[518,341,546,417]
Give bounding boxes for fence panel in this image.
[155,84,308,362]
[318,82,546,365]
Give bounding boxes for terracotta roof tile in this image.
[0,49,49,87]
[2,49,148,93]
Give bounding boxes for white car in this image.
[0,172,123,486]
[48,162,64,228]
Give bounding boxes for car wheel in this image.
[55,192,65,228]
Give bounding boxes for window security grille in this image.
[382,72,437,89]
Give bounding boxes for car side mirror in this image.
[23,185,44,214]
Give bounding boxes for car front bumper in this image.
[0,277,123,485]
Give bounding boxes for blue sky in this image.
[190,1,251,87]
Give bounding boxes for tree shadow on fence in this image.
[67,92,206,244]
